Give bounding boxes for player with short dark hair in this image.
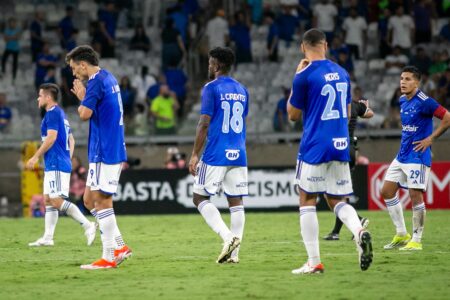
[27,83,96,247]
[381,66,450,251]
[287,29,373,274]
[189,47,248,263]
[67,45,131,269]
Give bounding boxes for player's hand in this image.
[189,154,199,176]
[413,137,433,152]
[71,79,86,101]
[25,156,38,170]
[359,99,369,108]
[296,59,310,72]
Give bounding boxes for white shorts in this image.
[193,161,248,197]
[384,159,430,191]
[43,170,70,199]
[295,160,353,196]
[86,162,122,195]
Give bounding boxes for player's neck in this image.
[86,66,101,78]
[305,54,326,61]
[405,88,418,100]
[45,103,57,111]
[215,72,228,78]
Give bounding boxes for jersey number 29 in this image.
[221,101,244,134]
[321,82,348,121]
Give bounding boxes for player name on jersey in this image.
[324,72,340,82]
[219,93,246,101]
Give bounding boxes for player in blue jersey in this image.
[287,29,373,274]
[26,83,96,247]
[381,66,450,251]
[66,45,131,269]
[189,47,248,263]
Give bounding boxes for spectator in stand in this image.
[119,76,136,118]
[313,0,338,43]
[2,17,21,81]
[205,9,229,50]
[337,50,354,77]
[421,72,437,99]
[150,85,179,135]
[58,6,75,50]
[378,8,391,58]
[342,8,367,59]
[133,103,149,136]
[273,87,291,132]
[413,0,434,44]
[388,6,414,56]
[129,23,151,53]
[0,93,12,132]
[42,66,57,85]
[97,1,118,58]
[60,64,78,107]
[382,87,401,129]
[30,11,45,62]
[247,0,263,25]
[276,6,299,46]
[164,60,188,117]
[230,11,252,64]
[329,36,349,61]
[89,20,104,54]
[161,18,186,70]
[168,2,189,44]
[265,12,279,62]
[439,19,450,43]
[132,65,156,104]
[69,156,87,213]
[385,46,408,75]
[182,0,200,17]
[65,29,78,52]
[411,47,431,74]
[35,42,58,89]
[438,69,450,108]
[298,0,312,32]
[429,50,449,75]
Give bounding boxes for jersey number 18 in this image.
[221,101,244,134]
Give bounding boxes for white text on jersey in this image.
[111,84,120,93]
[324,73,340,82]
[220,93,246,102]
[402,125,418,132]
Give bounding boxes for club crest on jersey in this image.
[225,149,240,160]
[332,138,348,150]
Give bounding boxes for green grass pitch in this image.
[1,210,450,299]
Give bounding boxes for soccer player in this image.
[66,45,131,269]
[381,66,450,251]
[27,83,96,247]
[323,96,373,240]
[189,47,248,263]
[287,29,373,274]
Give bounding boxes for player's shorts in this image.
[193,161,248,197]
[384,159,430,191]
[295,160,353,196]
[86,162,122,195]
[43,170,70,199]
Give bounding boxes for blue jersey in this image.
[200,76,249,166]
[397,90,440,166]
[41,106,71,172]
[81,69,127,164]
[289,60,352,164]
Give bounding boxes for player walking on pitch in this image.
[27,83,96,247]
[287,29,373,274]
[381,66,450,251]
[189,47,248,263]
[66,45,131,269]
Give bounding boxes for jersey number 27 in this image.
[321,82,348,121]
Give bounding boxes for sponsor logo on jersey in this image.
[324,72,340,82]
[332,138,348,150]
[109,180,118,186]
[307,176,325,182]
[402,125,418,132]
[236,182,248,188]
[336,179,349,186]
[225,149,240,160]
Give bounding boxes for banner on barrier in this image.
[112,166,368,214]
[368,162,450,210]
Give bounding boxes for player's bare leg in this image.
[226,197,244,263]
[382,181,411,249]
[327,196,373,271]
[400,188,425,250]
[292,190,324,274]
[193,193,239,263]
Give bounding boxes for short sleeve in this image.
[289,72,308,110]
[200,84,215,116]
[46,110,60,131]
[82,78,103,111]
[421,97,440,116]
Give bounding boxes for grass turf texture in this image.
[1,210,450,299]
